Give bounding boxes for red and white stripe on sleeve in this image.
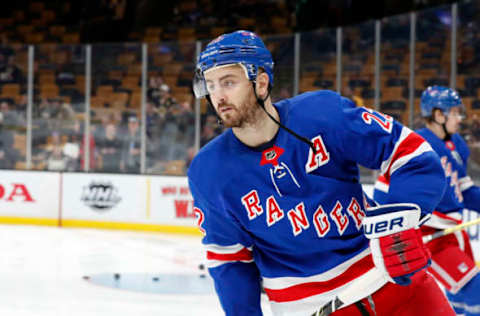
[375,127,433,193]
[205,243,254,268]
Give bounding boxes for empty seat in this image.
[381,100,407,111]
[96,85,114,96]
[110,92,129,109]
[1,84,21,96]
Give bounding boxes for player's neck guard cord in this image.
[252,83,316,152]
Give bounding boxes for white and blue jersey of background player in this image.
[374,121,480,217]
[374,86,480,316]
[188,86,445,315]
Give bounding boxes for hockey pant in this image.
[330,270,455,316]
[421,212,480,315]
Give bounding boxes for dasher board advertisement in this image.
[149,176,196,226]
[0,170,59,220]
[62,173,147,222]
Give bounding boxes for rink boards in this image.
[0,170,198,235]
[0,169,479,260]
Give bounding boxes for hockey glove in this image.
[363,203,431,286]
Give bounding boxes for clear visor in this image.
[192,68,208,98]
[192,63,250,99]
[447,105,466,120]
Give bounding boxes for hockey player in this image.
[189,30,454,316]
[374,86,480,316]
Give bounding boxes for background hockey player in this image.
[375,85,480,316]
[188,30,455,315]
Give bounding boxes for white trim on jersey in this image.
[204,243,252,254]
[204,243,254,268]
[380,127,412,175]
[207,258,254,268]
[263,248,371,289]
[423,212,460,229]
[459,175,475,192]
[374,179,389,193]
[430,260,479,294]
[377,126,433,189]
[389,142,433,176]
[267,263,388,316]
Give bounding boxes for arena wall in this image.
[0,170,478,262]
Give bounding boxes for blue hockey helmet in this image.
[420,85,463,117]
[193,30,274,98]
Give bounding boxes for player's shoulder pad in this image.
[414,127,429,138]
[415,128,440,146]
[282,89,343,123]
[285,89,341,110]
[340,96,357,108]
[187,132,229,183]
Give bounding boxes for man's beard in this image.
[218,94,260,128]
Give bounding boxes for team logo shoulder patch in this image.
[305,135,330,173]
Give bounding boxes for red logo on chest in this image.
[260,145,284,167]
[445,140,455,151]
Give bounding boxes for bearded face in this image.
[204,64,263,128]
[216,89,260,128]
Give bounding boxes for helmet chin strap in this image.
[432,117,451,141]
[442,123,451,141]
[251,82,316,152]
[205,83,316,153]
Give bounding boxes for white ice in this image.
[0,225,273,316]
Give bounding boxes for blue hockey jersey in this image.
[375,127,480,216]
[188,90,446,315]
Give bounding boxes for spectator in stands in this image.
[54,119,83,171]
[471,114,480,143]
[121,115,141,173]
[80,127,96,171]
[46,133,69,171]
[174,101,195,140]
[98,123,123,173]
[56,64,76,85]
[16,95,27,114]
[94,112,121,142]
[146,101,159,138]
[200,114,221,146]
[0,51,22,84]
[0,112,18,169]
[157,84,176,110]
[147,76,163,107]
[38,98,63,120]
[0,99,23,127]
